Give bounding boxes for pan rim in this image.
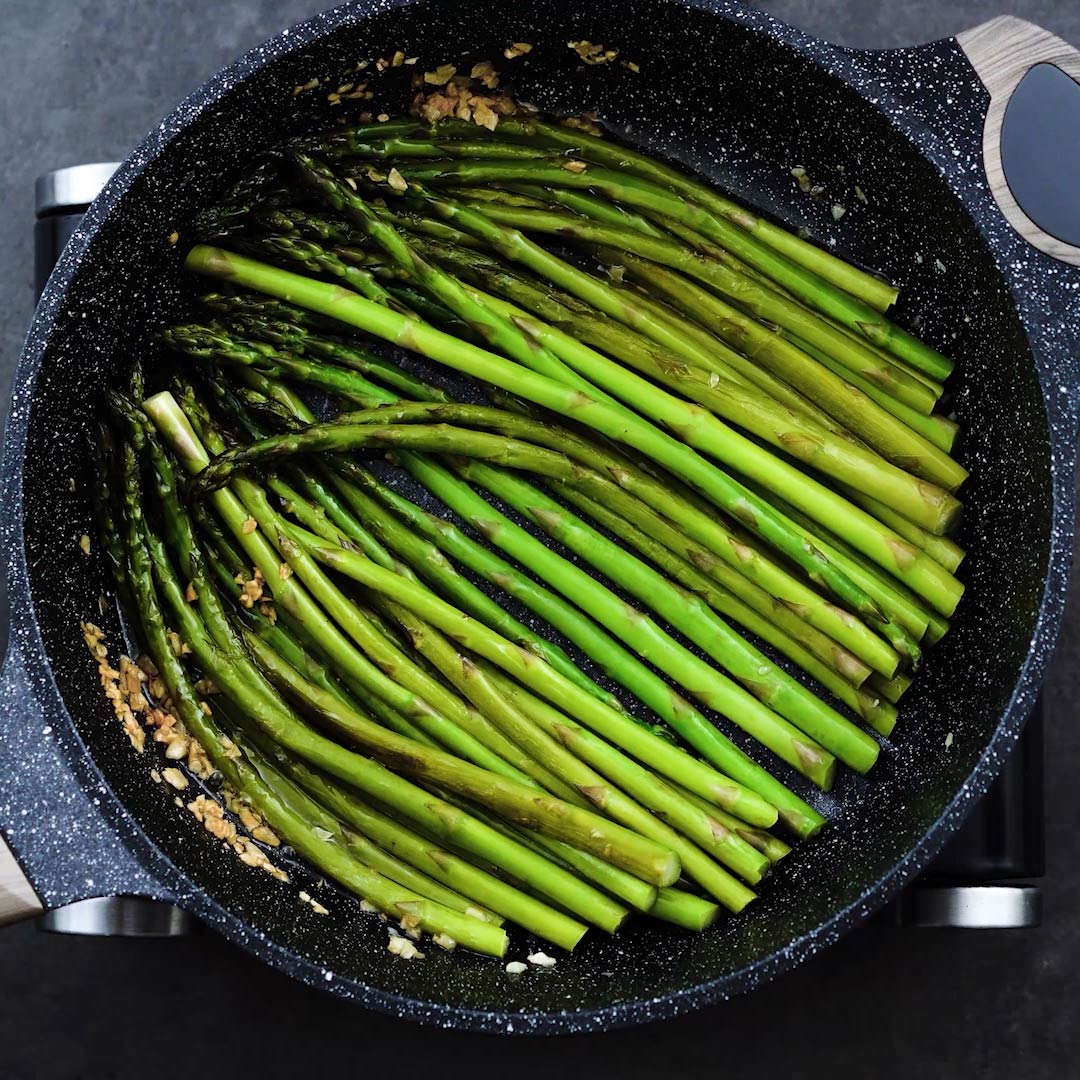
[4,0,1074,1033]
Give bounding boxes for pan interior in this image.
[18,0,1050,1020]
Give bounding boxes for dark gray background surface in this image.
[2,2,1079,1077]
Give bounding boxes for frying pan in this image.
[2,0,1079,1035]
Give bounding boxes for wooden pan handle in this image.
[0,832,43,926]
[958,15,1080,265]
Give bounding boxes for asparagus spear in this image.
[216,484,661,915]
[390,614,764,906]
[787,332,959,454]
[311,463,628,709]
[410,235,844,431]
[184,414,851,782]
[606,252,967,490]
[419,198,937,413]
[265,748,621,933]
[341,460,825,837]
[195,383,601,798]
[118,435,509,955]
[144,388,682,902]
[476,660,791,877]
[399,159,951,379]
[552,481,897,736]
[186,248,963,624]
[193,388,904,676]
[290,150,618,406]
[244,627,680,888]
[454,457,880,772]
[427,117,901,314]
[170,391,783,828]
[328,400,890,678]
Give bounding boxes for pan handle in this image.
[0,639,184,927]
[958,15,1080,265]
[0,833,43,926]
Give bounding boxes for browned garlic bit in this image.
[411,57,520,131]
[299,890,330,916]
[568,40,619,65]
[388,934,425,960]
[790,165,812,193]
[161,768,188,791]
[470,60,499,89]
[503,42,533,59]
[186,792,290,882]
[82,622,146,752]
[85,623,290,883]
[236,566,266,609]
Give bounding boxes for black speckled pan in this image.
[3,0,1080,1035]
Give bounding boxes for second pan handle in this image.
[958,15,1080,265]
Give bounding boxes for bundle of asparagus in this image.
[94,106,965,960]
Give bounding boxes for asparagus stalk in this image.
[393,615,764,905]
[788,332,959,454]
[267,750,618,932]
[413,236,844,432]
[290,150,618,406]
[162,324,395,407]
[434,117,901,314]
[261,202,487,253]
[245,627,678,888]
[377,237,949,524]
[867,670,913,704]
[189,408,946,652]
[188,245,962,625]
[193,411,842,785]
[455,457,880,771]
[552,481,897,736]
[207,314,450,402]
[341,459,825,837]
[306,463,626,708]
[265,471,599,803]
[235,722,506,923]
[406,229,835,427]
[606,252,967,490]
[422,198,937,413]
[282,507,829,799]
[400,160,952,379]
[502,182,669,237]
[208,438,794,825]
[479,661,791,873]
[308,133,552,162]
[215,503,660,914]
[833,482,965,575]
[199,388,600,797]
[146,391,672,923]
[330,400,893,678]
[119,441,509,955]
[188,247,964,628]
[232,234,398,304]
[450,665,765,911]
[243,391,904,677]
[487,285,955,526]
